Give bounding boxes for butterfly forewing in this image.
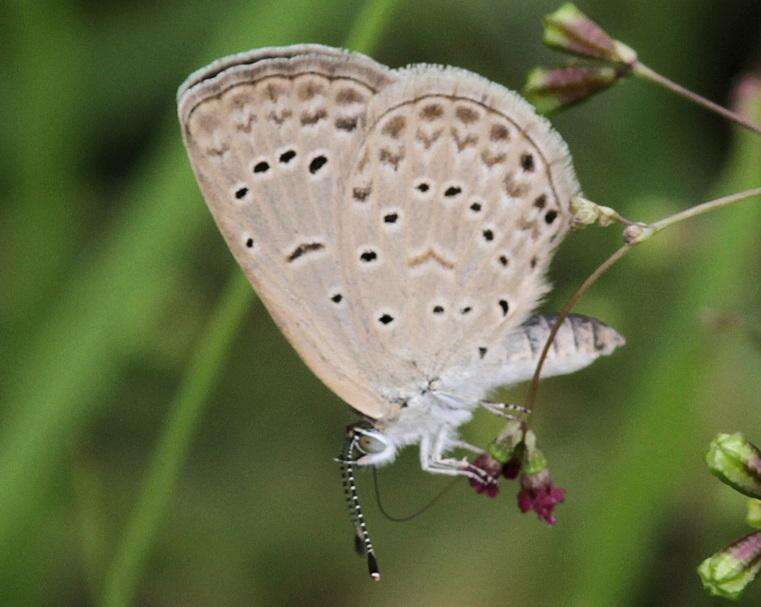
[179,46,397,418]
[179,47,581,417]
[336,67,580,396]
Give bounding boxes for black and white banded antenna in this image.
[338,427,380,581]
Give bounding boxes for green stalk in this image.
[3,2,86,341]
[101,272,251,607]
[567,84,761,605]
[100,1,398,605]
[0,0,357,590]
[344,0,399,51]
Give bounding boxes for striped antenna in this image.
[339,428,380,581]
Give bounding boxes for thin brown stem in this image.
[634,62,761,137]
[525,187,761,414]
[525,245,633,411]
[647,187,761,236]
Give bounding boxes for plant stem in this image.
[344,0,399,51]
[100,2,399,605]
[101,272,251,607]
[0,1,361,592]
[525,245,633,411]
[646,187,761,236]
[634,62,761,137]
[569,79,761,607]
[525,187,761,413]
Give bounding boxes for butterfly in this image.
[178,44,624,578]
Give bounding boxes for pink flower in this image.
[502,454,523,480]
[517,469,566,525]
[468,454,502,498]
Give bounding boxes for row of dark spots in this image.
[232,150,338,203]
[534,194,558,224]
[373,301,503,329]
[249,150,295,175]
[415,181,462,198]
[433,305,473,316]
[250,150,327,176]
[377,303,475,328]
[356,219,542,270]
[411,180,555,223]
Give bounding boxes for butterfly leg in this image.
[480,401,529,420]
[419,441,459,476]
[419,429,496,483]
[449,439,484,455]
[419,434,476,480]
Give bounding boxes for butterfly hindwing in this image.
[336,66,580,398]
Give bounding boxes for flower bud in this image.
[502,453,523,480]
[521,431,545,473]
[524,65,621,114]
[706,433,761,499]
[488,418,524,463]
[543,3,637,65]
[570,196,624,228]
[698,531,761,600]
[516,431,565,525]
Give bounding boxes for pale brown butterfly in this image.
[178,45,624,579]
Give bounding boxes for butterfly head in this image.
[346,422,397,467]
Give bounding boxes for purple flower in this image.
[469,428,566,525]
[517,469,566,525]
[468,453,502,498]
[502,454,523,480]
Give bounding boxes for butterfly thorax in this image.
[360,391,476,466]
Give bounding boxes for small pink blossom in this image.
[502,454,523,480]
[468,454,502,498]
[517,469,566,525]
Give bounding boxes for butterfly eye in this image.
[358,433,386,454]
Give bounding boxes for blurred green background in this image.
[2,1,760,605]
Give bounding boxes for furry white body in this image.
[357,313,625,475]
